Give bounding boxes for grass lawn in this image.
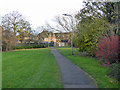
[2,48,63,88]
[57,48,119,88]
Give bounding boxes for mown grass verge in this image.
[2,48,63,88]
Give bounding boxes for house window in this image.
[45,38,48,40]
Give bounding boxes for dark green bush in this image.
[108,62,120,82]
[13,44,47,50]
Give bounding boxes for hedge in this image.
[13,44,47,49]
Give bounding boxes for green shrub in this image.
[76,17,110,56]
[13,44,47,50]
[108,62,120,82]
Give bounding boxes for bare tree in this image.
[17,20,32,43]
[1,11,31,35]
[1,11,32,50]
[2,29,16,51]
[49,15,78,32]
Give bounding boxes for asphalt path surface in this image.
[51,47,97,88]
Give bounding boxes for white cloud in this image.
[0,0,83,29]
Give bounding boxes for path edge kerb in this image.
[56,48,98,88]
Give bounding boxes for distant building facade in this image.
[16,34,38,44]
[37,31,71,46]
[16,30,71,47]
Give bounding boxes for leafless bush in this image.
[2,30,16,51]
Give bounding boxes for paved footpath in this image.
[51,47,97,88]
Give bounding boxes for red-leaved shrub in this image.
[95,35,119,64]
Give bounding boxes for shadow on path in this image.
[51,47,97,88]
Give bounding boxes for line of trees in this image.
[75,1,120,82]
[75,1,120,57]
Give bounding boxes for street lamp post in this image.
[63,14,73,55]
[48,33,49,47]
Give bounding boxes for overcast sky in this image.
[0,0,83,31]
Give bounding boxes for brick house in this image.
[37,31,71,46]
